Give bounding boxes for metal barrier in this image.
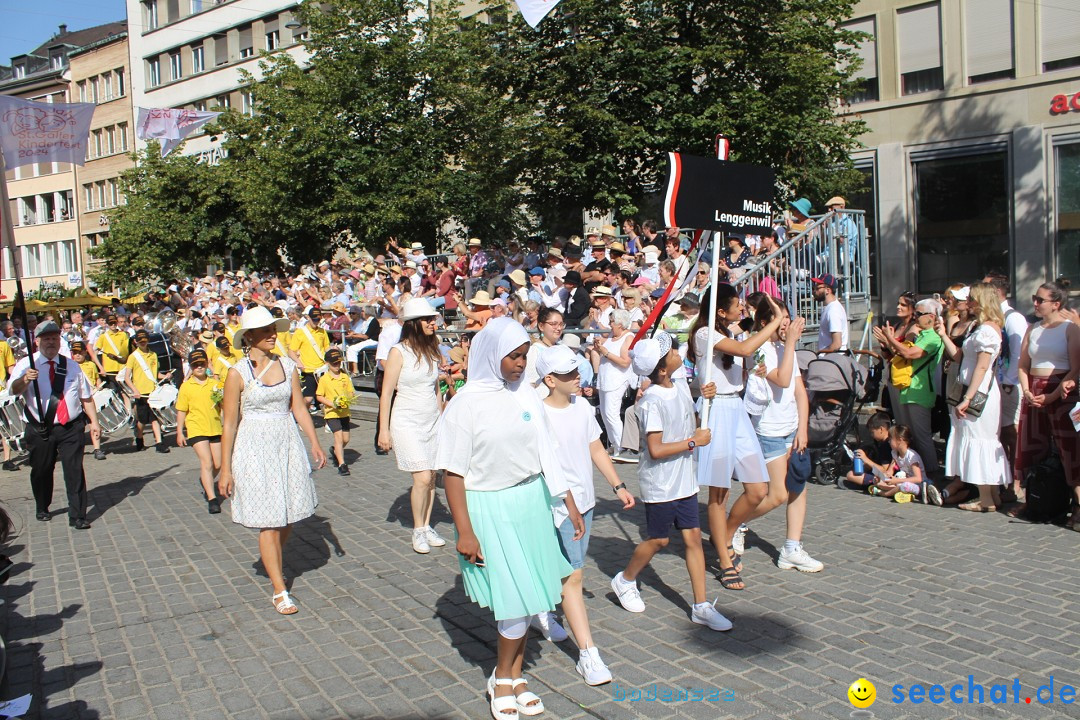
[728,209,870,334]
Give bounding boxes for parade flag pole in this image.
[699,136,730,429]
[0,95,97,422]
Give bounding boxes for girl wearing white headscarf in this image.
[436,317,584,719]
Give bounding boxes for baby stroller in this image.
[799,352,870,485]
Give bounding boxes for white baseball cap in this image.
[536,345,578,377]
[630,332,673,376]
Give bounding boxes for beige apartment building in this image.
[840,0,1080,308]
[68,32,136,283]
[0,22,127,297]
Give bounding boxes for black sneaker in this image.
[93,449,107,461]
[2,460,16,471]
[208,498,222,514]
[338,464,350,476]
[135,438,145,451]
[69,518,91,530]
[328,446,339,467]
[156,444,170,454]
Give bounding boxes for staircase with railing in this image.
[729,209,871,345]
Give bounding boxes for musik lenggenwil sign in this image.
[662,153,775,234]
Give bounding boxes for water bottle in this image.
[853,454,864,476]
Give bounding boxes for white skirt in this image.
[695,395,769,488]
[944,385,1008,486]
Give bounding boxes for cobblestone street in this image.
[1,418,1078,719]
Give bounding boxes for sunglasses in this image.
[1032,295,1055,305]
[914,311,935,318]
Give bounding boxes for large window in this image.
[1040,0,1080,72]
[913,151,1010,293]
[965,0,1014,84]
[849,163,878,298]
[898,2,944,95]
[1054,142,1080,286]
[170,51,182,81]
[148,58,161,87]
[192,45,205,73]
[842,17,878,103]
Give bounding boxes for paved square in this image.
[1,419,1078,719]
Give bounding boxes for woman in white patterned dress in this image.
[378,299,447,554]
[219,307,326,615]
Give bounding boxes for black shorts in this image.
[300,372,318,398]
[187,434,221,445]
[325,417,352,433]
[644,495,701,539]
[133,397,154,424]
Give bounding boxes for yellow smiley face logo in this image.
[848,678,876,708]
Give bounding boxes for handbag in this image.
[946,373,992,418]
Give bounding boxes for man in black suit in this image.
[561,271,592,328]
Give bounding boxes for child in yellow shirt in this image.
[176,349,225,514]
[70,341,106,460]
[316,348,354,475]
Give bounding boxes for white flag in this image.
[0,96,95,170]
[136,107,223,157]
[514,0,563,29]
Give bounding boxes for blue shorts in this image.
[644,495,700,539]
[556,508,593,570]
[756,431,795,462]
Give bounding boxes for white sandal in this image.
[487,673,518,718]
[272,590,298,615]
[512,678,544,716]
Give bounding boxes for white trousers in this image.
[346,340,378,363]
[599,383,628,450]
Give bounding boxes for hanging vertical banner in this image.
[663,153,774,234]
[0,96,95,170]
[514,0,563,29]
[136,108,222,157]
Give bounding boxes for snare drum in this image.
[93,389,132,435]
[148,384,179,431]
[0,395,27,451]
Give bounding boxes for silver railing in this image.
[729,209,869,333]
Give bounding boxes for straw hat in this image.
[509,269,527,287]
[470,290,492,306]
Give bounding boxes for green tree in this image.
[92,145,252,287]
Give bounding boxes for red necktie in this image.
[49,360,70,425]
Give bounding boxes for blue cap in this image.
[495,279,511,290]
[650,288,665,299]
[529,266,545,277]
[787,449,811,491]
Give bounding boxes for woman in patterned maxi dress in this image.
[219,307,327,615]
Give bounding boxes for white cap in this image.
[630,332,672,376]
[952,286,970,301]
[536,345,578,377]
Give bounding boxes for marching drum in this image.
[93,388,132,435]
[147,383,179,431]
[0,395,27,452]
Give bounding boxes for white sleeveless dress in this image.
[230,357,318,528]
[389,343,441,472]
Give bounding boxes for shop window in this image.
[913,151,1009,293]
[1054,143,1080,286]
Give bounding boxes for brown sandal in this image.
[958,501,995,513]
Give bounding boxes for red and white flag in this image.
[514,0,563,29]
[0,96,95,170]
[136,107,222,157]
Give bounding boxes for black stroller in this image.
[797,351,872,485]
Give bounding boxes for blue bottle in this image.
[853,455,864,475]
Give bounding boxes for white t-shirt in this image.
[753,341,801,437]
[543,399,602,519]
[375,321,402,365]
[435,389,543,492]
[817,300,849,351]
[693,326,744,393]
[637,382,698,503]
[874,446,924,480]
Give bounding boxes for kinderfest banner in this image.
[0,95,95,170]
[663,153,775,234]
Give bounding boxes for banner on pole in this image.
[663,153,774,234]
[513,0,563,29]
[136,108,222,157]
[0,96,95,170]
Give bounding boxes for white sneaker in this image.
[411,528,430,554]
[691,601,733,632]
[731,524,748,556]
[925,484,943,507]
[610,572,645,613]
[424,526,447,547]
[530,612,569,642]
[777,545,824,573]
[613,450,639,464]
[576,647,613,686]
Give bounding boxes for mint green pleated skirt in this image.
[460,477,572,621]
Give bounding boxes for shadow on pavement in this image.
[253,514,343,581]
[385,488,452,533]
[86,465,177,524]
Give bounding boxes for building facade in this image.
[124,0,309,164]
[842,0,1080,309]
[68,32,137,283]
[0,22,127,298]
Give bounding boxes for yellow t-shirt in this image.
[213,349,243,379]
[125,348,159,395]
[204,342,219,368]
[289,326,330,373]
[79,360,100,387]
[176,377,223,438]
[316,371,354,419]
[274,331,291,357]
[95,329,131,374]
[0,341,14,385]
[224,323,241,344]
